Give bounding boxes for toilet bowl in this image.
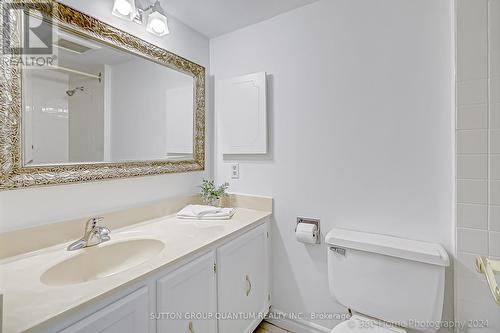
[326,227,450,333]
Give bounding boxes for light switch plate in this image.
[231,163,240,179]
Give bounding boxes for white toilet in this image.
[326,228,450,333]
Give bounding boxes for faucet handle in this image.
[83,216,104,240]
[85,217,96,232]
[96,226,111,242]
[86,216,103,227]
[98,226,110,236]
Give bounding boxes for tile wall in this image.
[455,0,500,332]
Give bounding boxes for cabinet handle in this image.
[245,275,252,296]
[188,321,195,333]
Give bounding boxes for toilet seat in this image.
[331,315,407,333]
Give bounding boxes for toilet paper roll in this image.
[296,223,318,244]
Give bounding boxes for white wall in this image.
[0,0,211,232]
[211,0,455,330]
[455,0,500,332]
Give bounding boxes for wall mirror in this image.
[0,0,205,190]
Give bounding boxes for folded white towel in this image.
[177,205,236,220]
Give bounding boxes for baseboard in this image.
[265,309,331,333]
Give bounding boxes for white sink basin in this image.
[41,239,164,286]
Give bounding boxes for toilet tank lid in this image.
[325,228,450,267]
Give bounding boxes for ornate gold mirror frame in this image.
[0,0,205,190]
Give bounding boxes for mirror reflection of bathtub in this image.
[22,30,195,166]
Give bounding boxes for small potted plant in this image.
[200,179,230,207]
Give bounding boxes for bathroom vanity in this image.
[0,196,272,333]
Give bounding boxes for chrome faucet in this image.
[67,217,111,251]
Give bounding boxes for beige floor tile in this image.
[254,321,290,333]
[255,329,270,333]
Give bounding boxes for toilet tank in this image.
[326,228,449,332]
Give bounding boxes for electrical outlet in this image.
[231,163,240,179]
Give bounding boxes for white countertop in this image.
[0,208,271,333]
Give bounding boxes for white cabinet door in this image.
[59,287,149,333]
[217,223,270,333]
[157,251,217,333]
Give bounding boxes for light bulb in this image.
[112,0,135,20]
[149,18,165,34]
[115,0,132,16]
[146,11,169,36]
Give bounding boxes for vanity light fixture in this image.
[112,0,170,36]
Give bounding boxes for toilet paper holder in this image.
[296,217,321,244]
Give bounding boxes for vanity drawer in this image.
[59,286,149,333]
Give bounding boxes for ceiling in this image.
[160,0,321,38]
